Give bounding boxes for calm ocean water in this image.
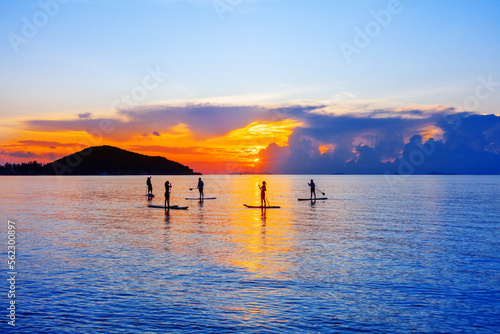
[1,175,499,333]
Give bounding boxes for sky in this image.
[0,0,499,174]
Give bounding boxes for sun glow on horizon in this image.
[0,118,304,173]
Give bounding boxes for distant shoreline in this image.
[0,145,201,176]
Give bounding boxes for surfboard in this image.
[185,197,217,200]
[243,204,281,209]
[146,194,155,198]
[298,197,328,201]
[148,205,188,210]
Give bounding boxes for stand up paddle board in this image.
[243,204,281,209]
[298,197,328,201]
[148,205,188,210]
[146,194,155,198]
[185,197,217,200]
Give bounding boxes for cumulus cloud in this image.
[258,111,500,175]
[21,103,500,174]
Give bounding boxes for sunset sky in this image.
[1,0,499,173]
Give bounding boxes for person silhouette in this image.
[308,179,316,200]
[258,181,267,207]
[164,181,172,210]
[197,177,204,201]
[146,176,153,195]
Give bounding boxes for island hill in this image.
[1,146,200,176]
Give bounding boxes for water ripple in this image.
[1,175,499,333]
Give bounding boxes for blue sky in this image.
[1,0,499,118]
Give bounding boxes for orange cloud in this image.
[224,119,302,146]
[120,119,302,173]
[3,104,481,174]
[419,125,444,141]
[319,144,335,154]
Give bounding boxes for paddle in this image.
[315,188,326,196]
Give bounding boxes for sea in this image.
[0,175,499,333]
